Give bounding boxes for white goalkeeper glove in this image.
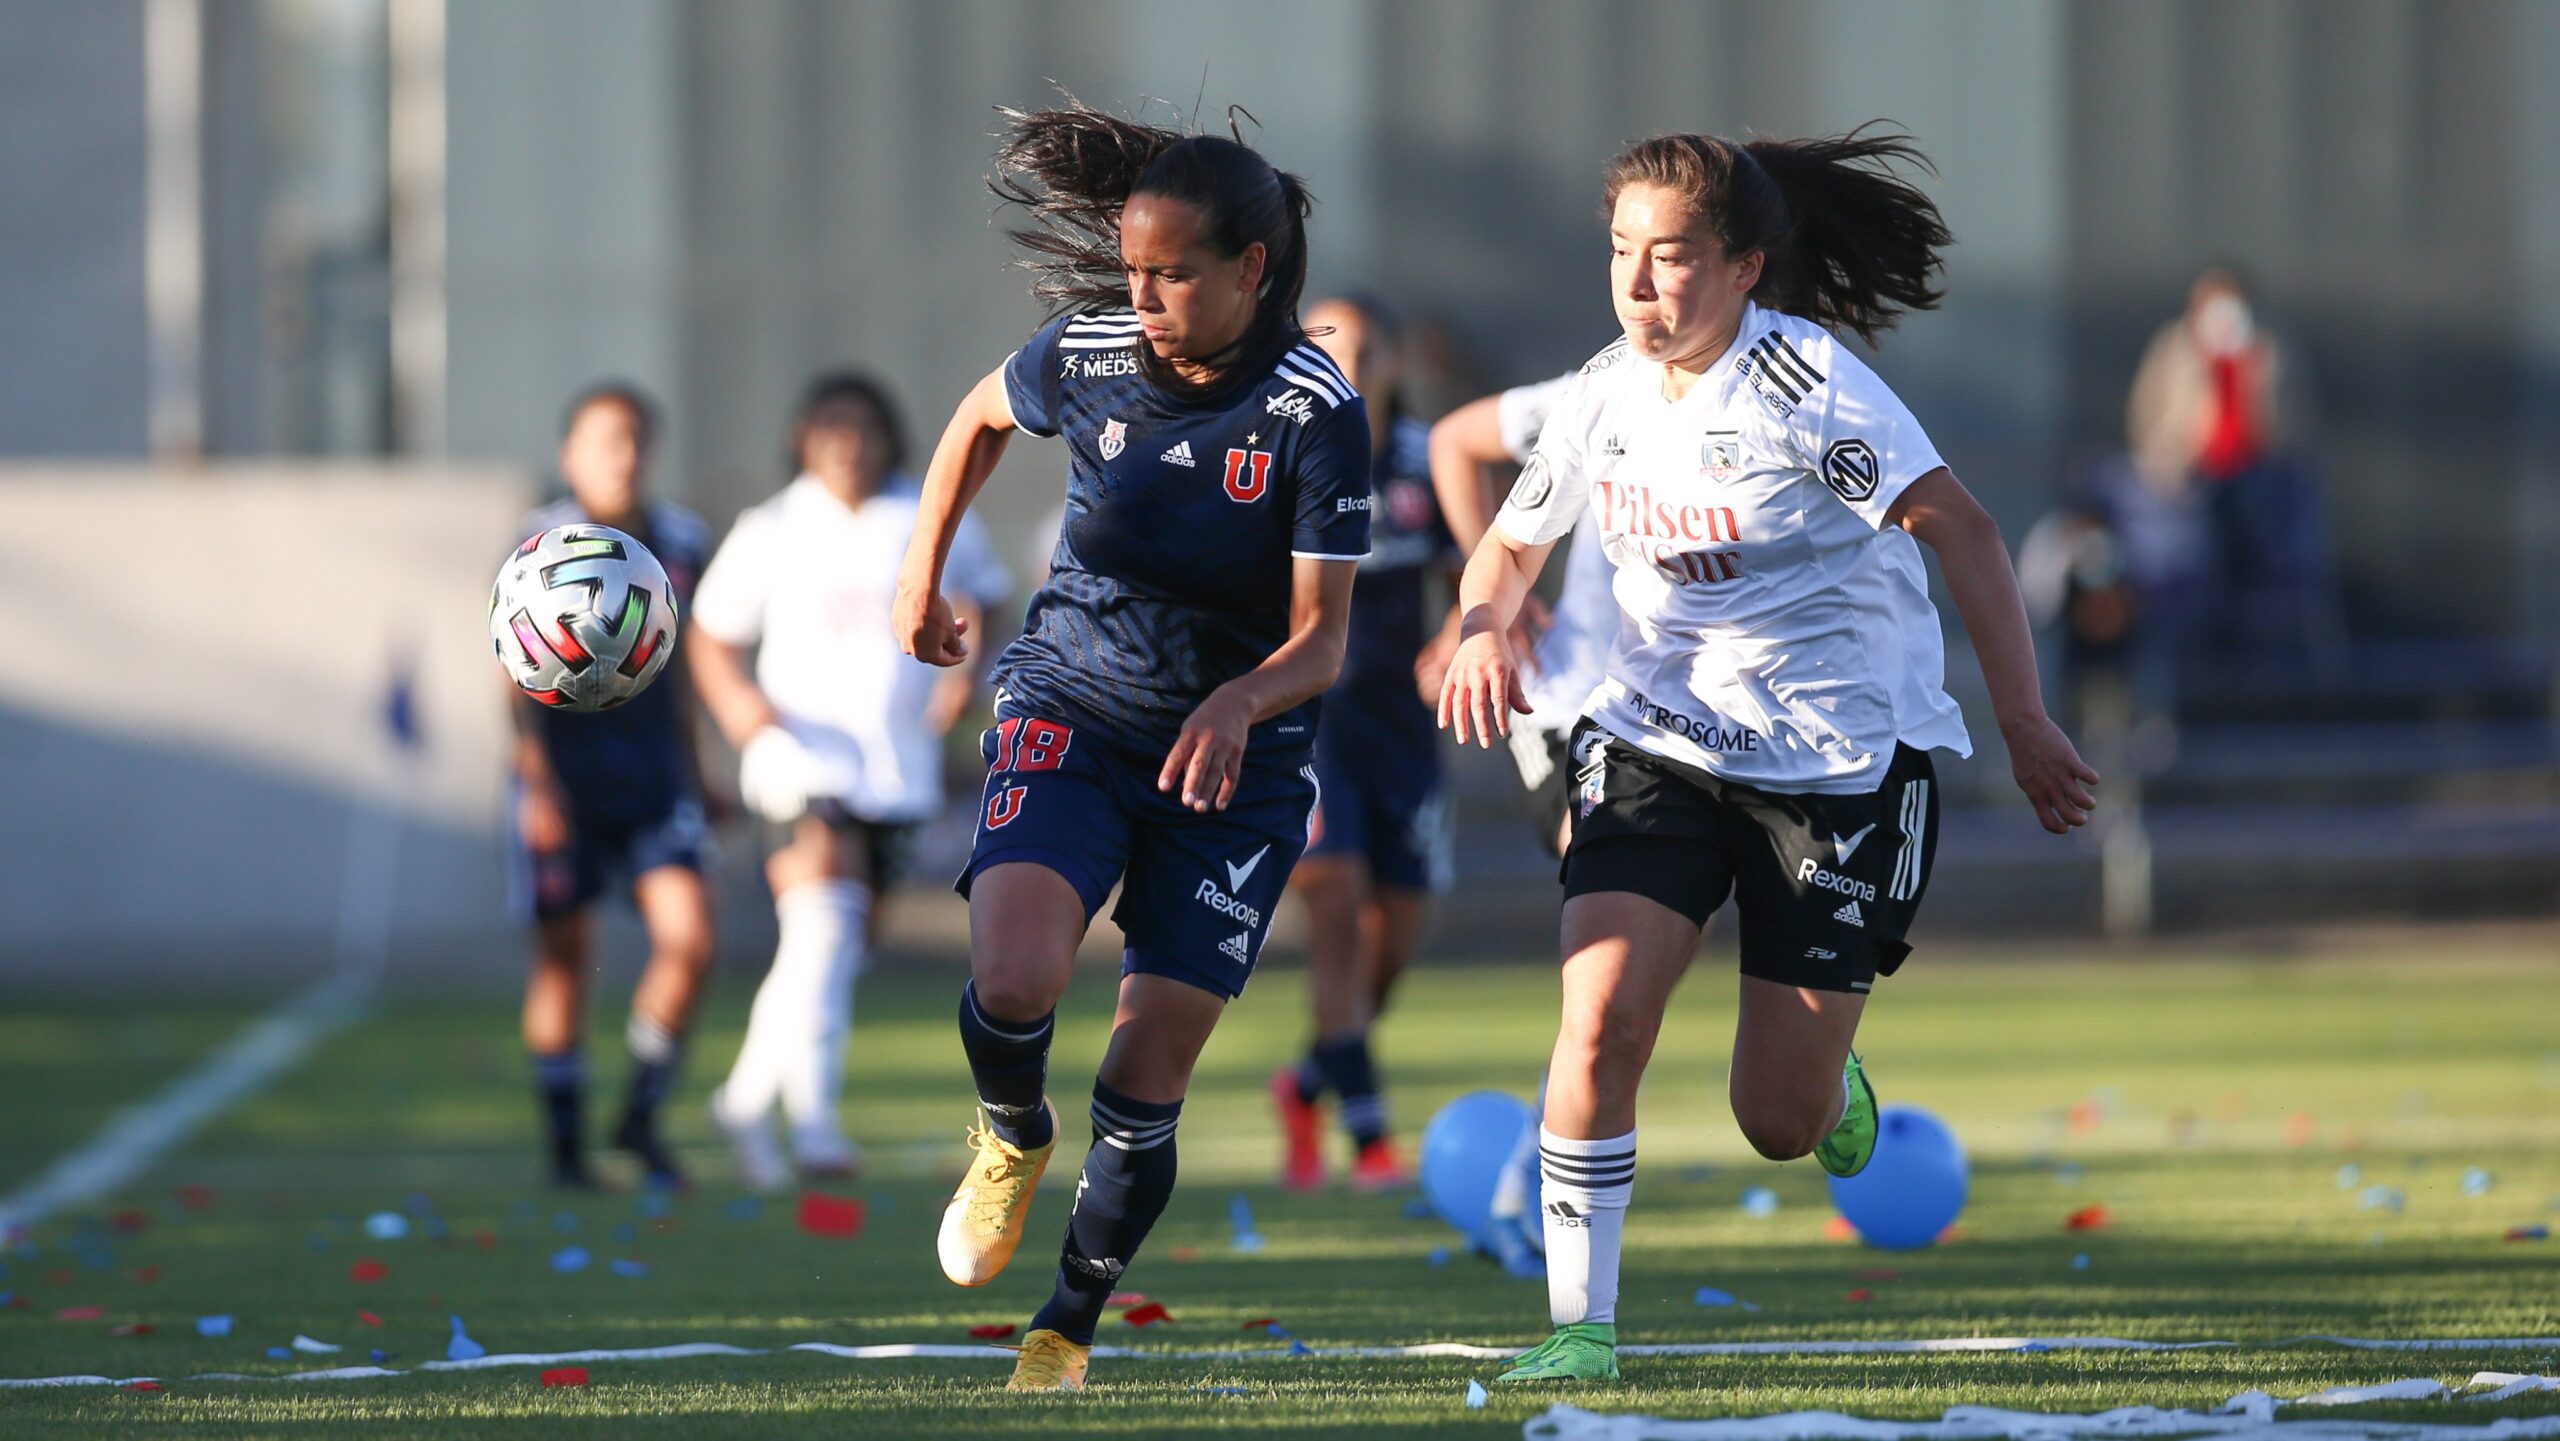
[738,725,818,823]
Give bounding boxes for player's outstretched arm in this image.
[1427,395,1511,554]
[1889,467,2100,835]
[1439,526,1555,748]
[895,368,1016,668]
[1158,557,1358,814]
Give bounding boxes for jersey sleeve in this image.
[687,510,769,646]
[1491,375,1592,548]
[1784,341,1948,530]
[999,314,1078,439]
[945,509,1016,607]
[1495,372,1578,464]
[1290,397,1374,561]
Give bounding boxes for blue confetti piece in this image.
[369,1348,394,1363]
[510,1200,538,1223]
[2462,1167,2494,1197]
[1228,1193,1256,1232]
[1467,1379,1489,1408]
[1739,1187,1779,1217]
[1232,1231,1267,1253]
[552,1212,579,1234]
[1694,1287,1738,1307]
[363,1212,409,1241]
[196,1314,233,1337]
[0,1292,12,1308]
[2357,1185,2407,1213]
[2017,1341,2054,1353]
[446,1315,485,1362]
[1426,1246,1451,1266]
[423,1217,450,1242]
[551,1246,591,1273]
[1402,1198,1434,1221]
[635,1191,674,1219]
[404,1191,438,1219]
[2054,1162,2084,1186]
[2072,1253,2091,1270]
[610,1258,650,1278]
[723,1197,762,1222]
[2336,1164,2362,1190]
[268,1346,290,1360]
[1288,1338,1312,1356]
[613,1223,638,1245]
[1200,1384,1250,1395]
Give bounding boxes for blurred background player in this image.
[508,381,715,1189]
[1270,293,1452,1193]
[1441,131,2099,1382]
[688,372,1013,1191]
[896,102,1369,1392]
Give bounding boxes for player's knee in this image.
[967,968,1060,1025]
[1558,995,1659,1076]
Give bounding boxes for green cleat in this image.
[1816,1048,1877,1178]
[1492,1322,1621,1383]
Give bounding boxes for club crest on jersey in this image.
[1223,447,1273,502]
[1821,437,1880,501]
[1509,454,1554,511]
[1701,431,1743,482]
[1098,417,1128,461]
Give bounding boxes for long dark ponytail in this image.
[1602,125,1950,347]
[990,97,1314,395]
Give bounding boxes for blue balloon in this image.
[1826,1104,1969,1250]
[1419,1090,1535,1249]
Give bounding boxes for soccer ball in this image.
[489,524,679,711]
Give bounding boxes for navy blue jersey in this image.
[996,310,1372,764]
[520,497,707,823]
[1334,414,1454,717]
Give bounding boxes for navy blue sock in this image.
[1312,1031,1387,1149]
[1029,1081,1182,1345]
[531,1050,585,1171]
[958,982,1055,1150]
[621,1014,682,1121]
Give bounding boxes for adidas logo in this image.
[1220,932,1252,963]
[1833,900,1865,928]
[1544,1199,1588,1228]
[1161,440,1196,467]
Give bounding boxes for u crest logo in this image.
[1222,448,1273,502]
[985,784,1028,830]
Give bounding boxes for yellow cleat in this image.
[937,1099,1059,1287]
[1003,1327,1090,1392]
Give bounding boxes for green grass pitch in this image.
[2,938,2557,1437]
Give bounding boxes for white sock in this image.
[1538,1126,1634,1326]
[718,878,865,1134]
[772,879,867,1154]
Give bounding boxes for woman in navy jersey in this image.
[1271,292,1454,1193]
[894,102,1371,1392]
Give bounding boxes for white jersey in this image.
[1497,373,1613,726]
[1493,303,1970,793]
[691,474,1014,822]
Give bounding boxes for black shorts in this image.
[804,798,917,895]
[1559,720,1939,994]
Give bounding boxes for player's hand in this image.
[738,725,816,823]
[924,671,975,736]
[1438,627,1533,749]
[1413,625,1459,705]
[1161,685,1255,812]
[2003,711,2100,835]
[518,776,572,853]
[893,574,971,668]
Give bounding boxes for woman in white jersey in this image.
[690,372,1013,1189]
[1440,130,2099,1383]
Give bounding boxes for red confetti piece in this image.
[1119,1302,1173,1327]
[349,1258,389,1283]
[2506,1225,2551,1242]
[2067,1099,2103,1135]
[2283,1113,2316,1148]
[109,1322,155,1337]
[795,1193,865,1240]
[2064,1205,2113,1232]
[1822,1216,1858,1242]
[474,1230,498,1251]
[134,1265,163,1284]
[359,1310,384,1327]
[1846,1289,1875,1302]
[56,1305,103,1321]
[967,1323,1017,1340]
[177,1184,217,1212]
[110,1210,152,1235]
[1241,1317,1279,1331]
[4,1295,29,1309]
[1106,1291,1148,1308]
[540,1367,589,1388]
[1169,1245,1201,1262]
[123,1381,162,1393]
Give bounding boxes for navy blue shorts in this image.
[954,705,1318,1001]
[508,789,708,922]
[1304,709,1448,892]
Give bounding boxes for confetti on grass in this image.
[540,1367,588,1388]
[2065,1205,2113,1232]
[446,1315,486,1362]
[1120,1302,1173,1327]
[796,1194,865,1240]
[967,1324,1015,1340]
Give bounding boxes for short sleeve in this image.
[945,510,1015,606]
[688,510,769,646]
[1000,314,1076,438]
[1495,372,1578,464]
[1492,375,1592,548]
[1784,342,1947,530]
[1290,398,1374,561]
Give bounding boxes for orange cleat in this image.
[1270,1067,1327,1192]
[1350,1137,1411,1193]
